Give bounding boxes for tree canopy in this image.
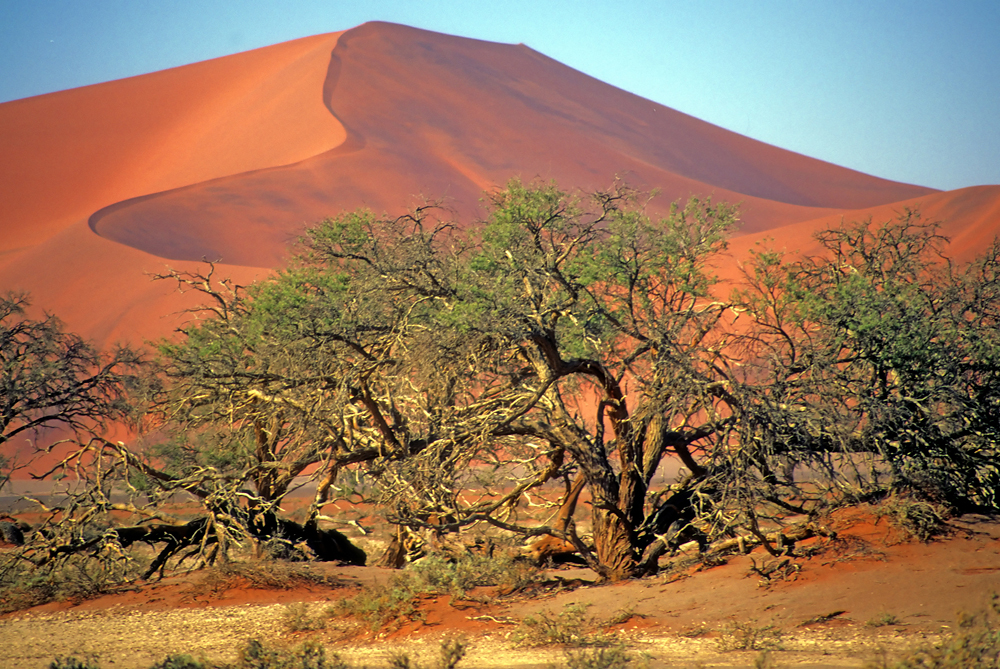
[149,179,1000,579]
[4,179,998,585]
[0,292,140,464]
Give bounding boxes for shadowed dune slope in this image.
[0,31,345,255]
[89,21,934,267]
[0,32,343,345]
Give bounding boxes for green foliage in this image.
[332,552,539,631]
[511,603,618,648]
[866,612,902,628]
[0,291,142,450]
[388,638,466,669]
[49,658,101,669]
[284,602,327,633]
[238,639,344,669]
[149,656,210,669]
[716,621,783,651]
[736,213,1000,513]
[562,645,643,669]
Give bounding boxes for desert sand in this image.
[1,508,998,668]
[1,20,999,669]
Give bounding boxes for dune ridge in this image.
[88,22,936,267]
[727,184,1000,267]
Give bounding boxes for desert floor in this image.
[1,509,998,669]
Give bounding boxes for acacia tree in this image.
[0,292,140,462]
[126,181,1000,580]
[0,293,153,591]
[735,214,1000,511]
[1,281,368,587]
[151,181,749,579]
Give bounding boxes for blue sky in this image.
[2,0,998,191]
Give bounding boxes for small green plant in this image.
[332,552,539,631]
[511,603,617,648]
[388,638,466,669]
[49,658,101,669]
[329,575,426,632]
[150,655,209,669]
[238,638,347,669]
[865,595,1000,668]
[562,645,645,669]
[866,612,901,628]
[716,621,782,651]
[284,602,327,633]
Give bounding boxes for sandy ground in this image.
[1,510,998,668]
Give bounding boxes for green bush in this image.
[49,658,101,669]
[283,602,328,633]
[511,603,619,648]
[716,621,783,651]
[388,638,466,669]
[239,639,347,669]
[150,656,209,669]
[562,645,643,669]
[332,552,539,631]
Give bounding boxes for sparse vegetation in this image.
[511,603,622,648]
[331,552,540,631]
[0,550,143,614]
[866,612,902,628]
[388,638,466,669]
[284,602,328,633]
[201,560,342,594]
[49,658,101,669]
[876,496,949,543]
[716,621,783,651]
[148,655,210,669]
[561,645,645,669]
[866,595,1000,668]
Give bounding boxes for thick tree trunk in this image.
[591,507,637,580]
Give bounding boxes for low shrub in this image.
[866,595,1000,668]
[875,496,948,543]
[388,638,466,669]
[866,612,901,628]
[511,603,621,648]
[562,645,646,669]
[1,552,141,614]
[332,551,539,631]
[201,560,341,594]
[49,657,101,669]
[716,621,783,652]
[284,602,328,633]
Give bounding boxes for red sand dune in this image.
[0,19,994,356]
[727,184,1000,269]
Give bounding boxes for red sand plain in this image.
[2,508,998,668]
